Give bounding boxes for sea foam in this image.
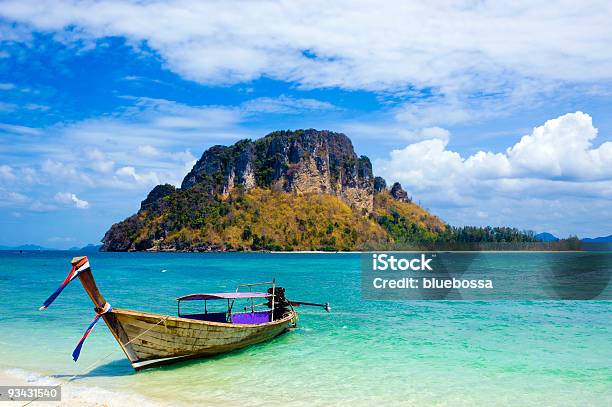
[3,368,176,407]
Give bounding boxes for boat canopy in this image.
[177,292,272,301]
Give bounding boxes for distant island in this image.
[534,233,612,244]
[0,243,102,251]
[0,244,57,251]
[581,235,612,243]
[100,129,583,252]
[534,232,560,242]
[67,244,103,252]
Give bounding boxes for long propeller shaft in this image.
[288,300,331,312]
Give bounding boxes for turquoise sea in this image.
[0,251,610,406]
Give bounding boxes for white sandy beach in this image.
[0,369,170,407]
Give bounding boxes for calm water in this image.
[0,252,610,406]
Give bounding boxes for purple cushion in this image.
[231,311,270,324]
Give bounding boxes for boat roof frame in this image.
[176,279,277,322]
[176,292,272,301]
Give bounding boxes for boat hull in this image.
[106,309,297,370]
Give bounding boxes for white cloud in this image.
[377,112,612,189]
[339,120,454,145]
[0,187,64,212]
[42,159,93,185]
[29,201,57,212]
[169,150,196,164]
[85,149,115,173]
[505,112,612,180]
[115,166,160,187]
[0,123,42,135]
[393,96,477,127]
[398,127,451,143]
[128,97,243,131]
[0,164,16,181]
[137,145,160,157]
[2,1,611,112]
[242,95,338,114]
[24,103,50,111]
[54,191,89,209]
[9,191,27,202]
[0,165,41,185]
[0,189,29,205]
[1,98,232,196]
[375,112,612,232]
[61,97,246,150]
[20,167,37,183]
[0,83,15,90]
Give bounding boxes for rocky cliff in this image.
[101,129,446,251]
[181,130,375,212]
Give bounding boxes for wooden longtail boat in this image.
[40,256,329,370]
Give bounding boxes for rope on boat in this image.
[21,315,169,407]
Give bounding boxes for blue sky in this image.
[1,1,612,248]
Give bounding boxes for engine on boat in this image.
[268,286,289,320]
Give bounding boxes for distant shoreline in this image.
[2,248,610,253]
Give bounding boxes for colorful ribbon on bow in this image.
[39,257,90,310]
[72,302,113,362]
